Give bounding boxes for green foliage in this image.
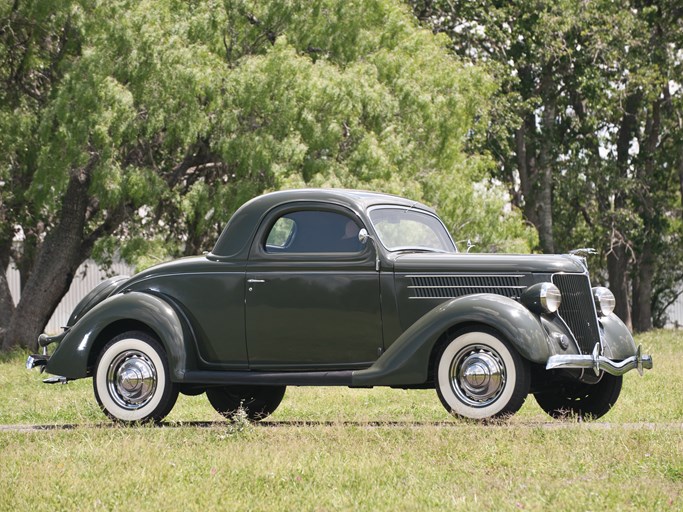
[0,0,541,352]
[1,0,534,281]
[412,0,683,328]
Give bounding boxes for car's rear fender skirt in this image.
[45,291,193,380]
[352,294,549,387]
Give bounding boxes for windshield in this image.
[369,207,457,253]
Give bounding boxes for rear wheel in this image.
[534,374,623,420]
[435,329,530,420]
[93,331,179,423]
[206,385,286,421]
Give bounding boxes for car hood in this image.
[391,252,586,274]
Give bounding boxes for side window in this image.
[264,210,364,253]
[266,217,296,250]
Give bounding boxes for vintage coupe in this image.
[27,189,652,423]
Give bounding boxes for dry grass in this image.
[0,330,681,511]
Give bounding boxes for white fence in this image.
[665,294,683,329]
[6,259,136,334]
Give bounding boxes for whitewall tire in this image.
[93,331,178,423]
[435,329,530,420]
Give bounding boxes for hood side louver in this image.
[408,274,524,299]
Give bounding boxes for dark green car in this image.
[27,189,652,423]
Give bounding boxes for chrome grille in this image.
[552,273,600,354]
[408,274,524,299]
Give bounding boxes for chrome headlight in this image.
[521,282,562,314]
[592,286,615,316]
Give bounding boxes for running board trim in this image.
[180,370,354,386]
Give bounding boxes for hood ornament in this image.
[569,248,597,257]
[568,248,596,271]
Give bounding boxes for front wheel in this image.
[93,331,179,423]
[534,374,623,420]
[435,329,530,420]
[206,385,286,421]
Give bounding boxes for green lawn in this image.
[0,330,681,511]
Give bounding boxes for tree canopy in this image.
[1,0,533,350]
[412,0,683,330]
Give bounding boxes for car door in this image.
[245,204,383,370]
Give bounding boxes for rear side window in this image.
[266,217,296,248]
[265,210,363,253]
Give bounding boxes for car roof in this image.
[210,188,435,258]
[251,188,432,210]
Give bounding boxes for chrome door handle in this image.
[247,279,265,283]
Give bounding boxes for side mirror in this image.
[358,228,380,271]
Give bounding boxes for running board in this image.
[180,370,355,387]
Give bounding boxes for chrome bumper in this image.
[26,354,70,384]
[25,332,64,370]
[27,332,71,384]
[546,344,653,376]
[26,353,49,370]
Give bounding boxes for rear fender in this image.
[66,276,130,327]
[352,294,549,386]
[45,291,193,380]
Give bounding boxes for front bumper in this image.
[546,344,653,376]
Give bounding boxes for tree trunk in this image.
[15,234,39,292]
[516,123,541,236]
[2,165,94,351]
[631,98,660,332]
[534,64,556,254]
[607,244,632,330]
[535,164,554,254]
[632,248,654,332]
[516,65,556,255]
[606,90,641,329]
[679,156,683,216]
[517,115,547,252]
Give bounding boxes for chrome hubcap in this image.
[107,350,157,410]
[450,345,506,407]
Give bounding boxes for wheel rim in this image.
[106,350,158,410]
[449,344,506,408]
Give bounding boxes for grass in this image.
[0,330,681,511]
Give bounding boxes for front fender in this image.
[45,291,191,380]
[599,313,637,359]
[353,294,549,387]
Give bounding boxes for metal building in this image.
[665,293,683,329]
[6,259,136,334]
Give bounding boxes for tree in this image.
[412,0,683,331]
[1,0,534,351]
[412,0,568,255]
